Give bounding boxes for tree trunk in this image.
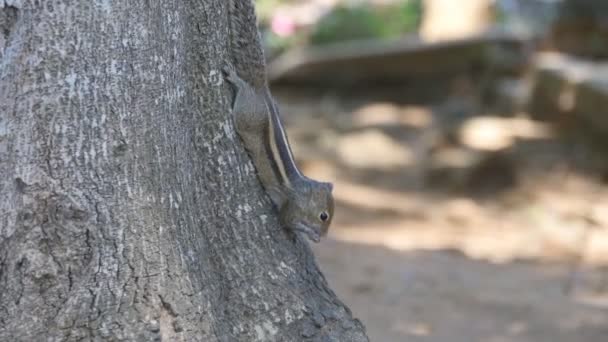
[0,1,368,341]
[420,0,495,42]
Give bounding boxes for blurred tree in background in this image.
[420,0,494,42]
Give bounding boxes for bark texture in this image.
[0,1,368,341]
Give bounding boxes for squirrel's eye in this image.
[319,211,329,222]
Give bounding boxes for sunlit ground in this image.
[283,93,608,265]
[275,88,608,341]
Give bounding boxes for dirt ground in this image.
[314,242,608,342]
[275,87,608,342]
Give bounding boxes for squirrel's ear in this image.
[267,186,287,208]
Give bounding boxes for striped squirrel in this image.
[224,0,333,242]
[223,66,334,242]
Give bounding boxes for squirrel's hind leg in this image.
[223,65,269,135]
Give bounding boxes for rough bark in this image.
[0,1,368,341]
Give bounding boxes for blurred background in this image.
[257,0,608,340]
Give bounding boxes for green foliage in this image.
[310,0,421,45]
[256,0,284,23]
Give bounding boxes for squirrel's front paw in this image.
[222,65,239,83]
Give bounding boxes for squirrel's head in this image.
[276,180,334,243]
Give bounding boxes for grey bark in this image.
[0,1,368,341]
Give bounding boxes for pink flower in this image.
[271,14,296,37]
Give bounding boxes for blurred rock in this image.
[575,77,608,137]
[422,114,529,193]
[529,52,608,139]
[490,78,531,115]
[268,32,528,91]
[547,0,608,59]
[528,54,572,122]
[425,145,517,194]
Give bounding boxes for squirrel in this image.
[223,67,334,243]
[224,0,334,242]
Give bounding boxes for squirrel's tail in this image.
[227,0,268,90]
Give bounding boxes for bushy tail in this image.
[227,0,268,90]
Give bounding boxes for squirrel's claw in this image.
[223,65,246,88]
[222,65,237,81]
